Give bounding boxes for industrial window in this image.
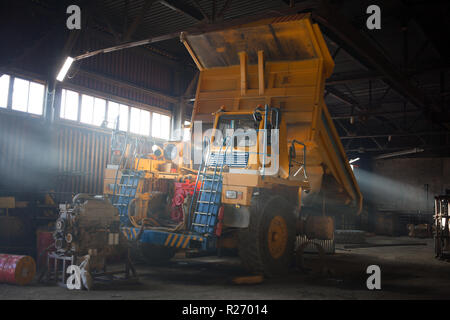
[80,94,106,126]
[59,87,171,139]
[130,107,150,136]
[60,89,79,121]
[152,112,171,140]
[107,101,129,131]
[12,77,45,115]
[0,74,10,108]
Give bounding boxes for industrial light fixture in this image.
[349,157,360,164]
[374,147,424,160]
[56,57,74,82]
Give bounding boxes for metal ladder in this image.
[189,137,231,235]
[112,137,143,225]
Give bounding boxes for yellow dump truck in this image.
[117,14,362,276]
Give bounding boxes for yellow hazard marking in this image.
[132,228,137,238]
[170,234,179,247]
[122,230,128,239]
[176,235,185,248]
[182,236,191,248]
[164,234,173,246]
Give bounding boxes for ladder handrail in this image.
[198,139,224,230]
[204,137,232,231]
[289,139,308,180]
[124,138,139,205]
[187,137,211,230]
[112,133,129,204]
[189,135,233,234]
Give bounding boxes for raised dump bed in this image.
[182,13,362,214]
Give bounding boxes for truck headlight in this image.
[225,190,237,199]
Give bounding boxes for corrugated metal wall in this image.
[0,113,111,202]
[53,124,111,202]
[0,113,55,196]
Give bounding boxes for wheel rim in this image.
[267,215,288,259]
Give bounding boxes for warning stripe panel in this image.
[182,236,190,248]
[121,228,204,249]
[164,233,173,246]
[176,235,185,248]
[169,234,177,246]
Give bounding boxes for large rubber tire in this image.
[238,194,296,277]
[131,242,176,266]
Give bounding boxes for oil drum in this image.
[0,254,36,285]
[36,231,54,270]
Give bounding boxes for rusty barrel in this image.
[37,230,54,270]
[0,254,36,285]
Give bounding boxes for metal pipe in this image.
[340,131,447,139]
[374,147,424,160]
[332,110,421,120]
[261,104,269,178]
[73,32,180,61]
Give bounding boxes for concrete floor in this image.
[1,236,449,300]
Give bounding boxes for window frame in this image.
[58,86,172,140]
[129,106,151,137]
[0,74,11,109]
[0,74,46,117]
[152,112,171,140]
[79,94,107,127]
[0,75,173,140]
[60,88,80,122]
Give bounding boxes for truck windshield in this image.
[214,114,259,147]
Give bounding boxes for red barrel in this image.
[37,231,54,270]
[0,254,36,285]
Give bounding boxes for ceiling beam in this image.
[327,71,381,85]
[326,62,450,86]
[123,0,156,42]
[158,0,205,21]
[325,86,364,111]
[312,0,447,127]
[216,0,233,21]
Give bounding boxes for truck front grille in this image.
[208,151,249,167]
